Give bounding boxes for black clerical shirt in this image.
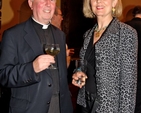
[32,19,60,113]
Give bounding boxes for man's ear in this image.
[28,0,33,10]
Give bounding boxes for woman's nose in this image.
[97,0,102,3]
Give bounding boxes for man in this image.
[51,7,74,68]
[125,6,141,113]
[0,0,73,113]
[51,6,63,30]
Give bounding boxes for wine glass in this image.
[44,44,60,69]
[74,59,87,85]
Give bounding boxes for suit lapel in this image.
[23,18,52,75]
[23,18,43,56]
[23,21,65,76]
[101,18,120,38]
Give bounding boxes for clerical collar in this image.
[32,17,50,29]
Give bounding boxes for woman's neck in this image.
[96,16,113,30]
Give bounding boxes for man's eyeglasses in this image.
[57,14,63,17]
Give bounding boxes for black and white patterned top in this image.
[77,18,138,113]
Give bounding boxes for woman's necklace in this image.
[94,26,107,37]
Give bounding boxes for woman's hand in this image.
[72,71,87,88]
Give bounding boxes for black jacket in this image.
[0,18,73,113]
[126,17,141,82]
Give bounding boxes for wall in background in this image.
[0,0,61,40]
[61,0,141,51]
[0,0,25,40]
[0,0,141,41]
[121,0,141,22]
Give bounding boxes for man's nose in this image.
[45,0,51,6]
[97,0,102,3]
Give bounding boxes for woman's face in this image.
[28,0,56,24]
[90,0,117,18]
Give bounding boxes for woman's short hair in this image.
[132,6,141,17]
[83,0,122,18]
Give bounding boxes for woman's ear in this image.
[112,0,118,8]
[28,0,33,10]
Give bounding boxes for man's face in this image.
[52,9,63,29]
[56,9,63,25]
[28,0,56,24]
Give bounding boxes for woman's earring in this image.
[112,7,116,16]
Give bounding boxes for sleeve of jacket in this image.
[0,30,40,88]
[119,24,138,113]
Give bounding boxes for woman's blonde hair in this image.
[83,0,122,18]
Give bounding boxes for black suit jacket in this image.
[0,18,73,113]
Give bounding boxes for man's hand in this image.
[33,54,55,73]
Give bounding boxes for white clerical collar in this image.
[32,17,50,29]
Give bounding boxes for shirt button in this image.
[47,101,50,104]
[48,84,52,87]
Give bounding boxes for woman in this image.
[72,0,138,113]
